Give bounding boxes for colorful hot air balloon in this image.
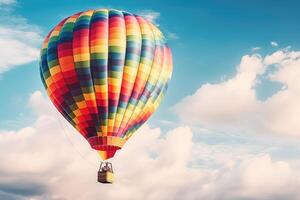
[39,9,172,182]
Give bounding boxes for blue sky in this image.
[2,0,300,129]
[1,1,300,199]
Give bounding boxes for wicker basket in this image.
[98,171,114,183]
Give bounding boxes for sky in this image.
[0,0,300,199]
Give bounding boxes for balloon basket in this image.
[98,162,114,184]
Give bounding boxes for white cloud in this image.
[173,48,300,137]
[0,0,15,5]
[251,46,261,51]
[271,41,279,47]
[173,54,263,129]
[1,91,300,200]
[0,27,41,74]
[167,32,179,40]
[137,10,178,41]
[138,10,160,25]
[0,2,42,74]
[211,154,300,200]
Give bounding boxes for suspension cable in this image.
[54,111,99,167]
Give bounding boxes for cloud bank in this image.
[0,1,42,74]
[174,49,300,137]
[0,27,42,74]
[137,10,161,25]
[0,0,15,5]
[271,41,279,47]
[1,91,300,200]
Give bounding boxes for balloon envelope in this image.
[40,9,173,160]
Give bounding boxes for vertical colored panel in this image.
[40,31,77,128]
[113,12,142,135]
[121,20,165,137]
[46,17,90,135]
[116,16,155,136]
[90,9,109,136]
[124,45,172,139]
[57,13,96,138]
[72,10,100,136]
[107,10,126,136]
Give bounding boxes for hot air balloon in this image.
[39,9,172,183]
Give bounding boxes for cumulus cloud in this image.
[0,1,42,74]
[138,10,160,25]
[210,154,300,200]
[137,10,178,41]
[251,46,261,51]
[271,41,279,47]
[166,32,179,40]
[173,48,300,137]
[0,0,15,5]
[0,27,41,74]
[1,91,300,200]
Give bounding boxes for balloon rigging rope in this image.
[54,110,99,167]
